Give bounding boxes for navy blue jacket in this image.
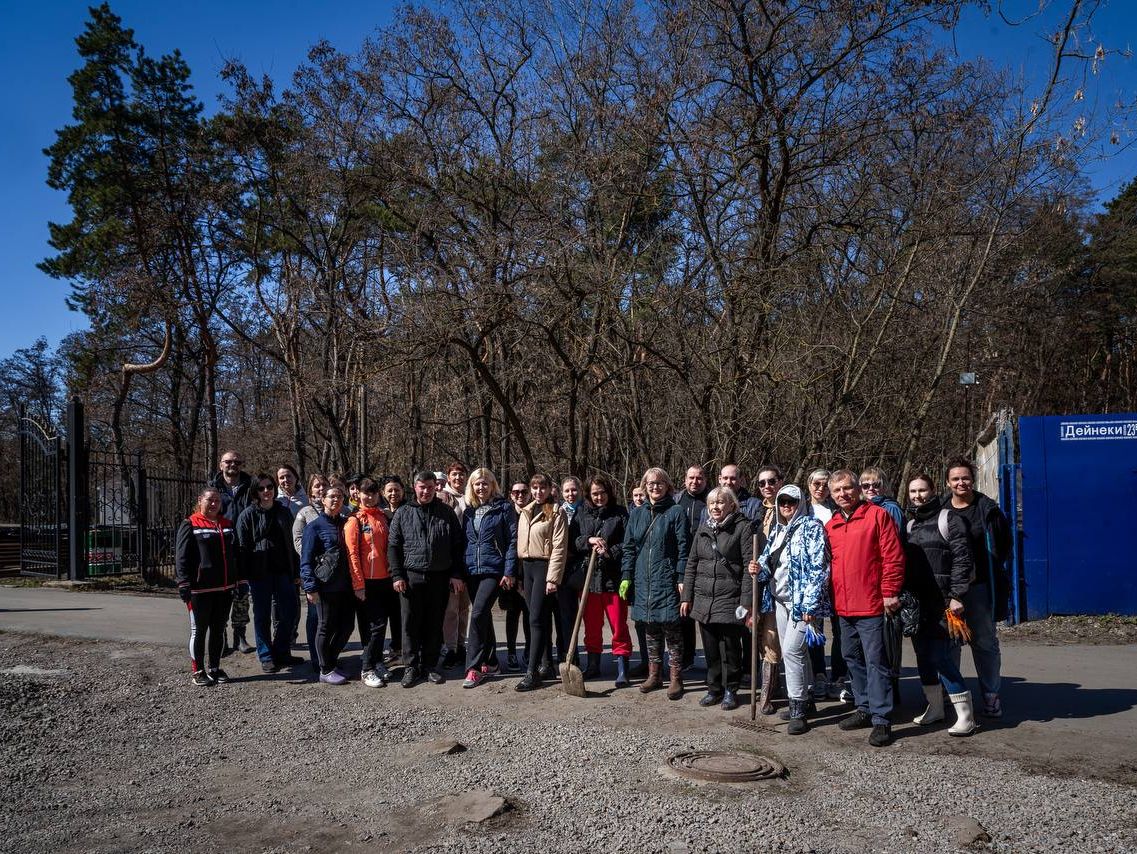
[621,495,689,624]
[300,512,351,593]
[463,497,518,578]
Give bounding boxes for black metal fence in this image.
[18,400,199,585]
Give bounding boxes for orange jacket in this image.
[345,507,390,589]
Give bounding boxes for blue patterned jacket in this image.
[754,515,832,622]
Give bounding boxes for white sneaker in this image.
[839,679,854,703]
[362,670,385,688]
[812,674,829,701]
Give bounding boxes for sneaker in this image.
[439,648,457,669]
[812,674,829,701]
[827,676,845,699]
[481,662,500,676]
[261,661,279,674]
[505,653,521,672]
[401,666,421,688]
[868,724,893,747]
[838,709,873,731]
[319,670,348,685]
[373,663,391,684]
[208,668,231,684]
[383,648,402,665]
[427,670,446,685]
[515,672,540,692]
[192,670,215,687]
[362,670,385,688]
[839,681,854,704]
[463,669,484,688]
[980,693,1003,718]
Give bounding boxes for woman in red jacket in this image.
[175,488,242,686]
[346,477,394,687]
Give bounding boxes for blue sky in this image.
[1,1,1134,358]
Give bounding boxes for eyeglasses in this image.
[645,481,667,488]
[860,481,882,490]
[757,478,780,487]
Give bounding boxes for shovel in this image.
[750,533,759,721]
[559,549,598,697]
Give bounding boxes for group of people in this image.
[174,452,1011,747]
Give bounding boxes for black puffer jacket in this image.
[387,498,465,582]
[904,496,973,629]
[682,512,754,625]
[175,512,240,593]
[236,501,298,582]
[574,502,628,594]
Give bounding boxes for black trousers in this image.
[189,589,233,672]
[680,615,698,667]
[500,586,530,655]
[401,573,451,671]
[465,575,502,671]
[700,622,743,692]
[555,571,584,661]
[360,578,398,672]
[523,559,554,674]
[316,591,356,674]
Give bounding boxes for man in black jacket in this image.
[675,465,709,670]
[209,450,255,654]
[388,470,466,687]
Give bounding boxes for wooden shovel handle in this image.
[750,533,759,721]
[564,549,598,670]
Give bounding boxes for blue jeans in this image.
[250,575,297,665]
[955,582,1001,696]
[912,629,968,694]
[839,614,893,726]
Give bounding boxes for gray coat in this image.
[682,513,755,625]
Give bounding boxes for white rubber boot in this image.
[948,691,977,736]
[913,684,945,725]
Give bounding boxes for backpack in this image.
[906,508,949,542]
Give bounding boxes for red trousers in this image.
[583,591,632,656]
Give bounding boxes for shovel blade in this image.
[559,663,585,697]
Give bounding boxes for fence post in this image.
[136,453,149,583]
[66,397,89,581]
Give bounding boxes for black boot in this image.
[583,653,601,679]
[787,699,809,735]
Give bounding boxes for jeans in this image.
[523,559,554,673]
[700,622,743,692]
[956,582,1002,696]
[250,574,297,665]
[305,597,320,668]
[315,591,356,674]
[401,572,452,672]
[829,616,848,681]
[465,575,503,671]
[188,589,233,672]
[913,628,968,695]
[229,585,250,633]
[775,601,814,702]
[839,614,893,726]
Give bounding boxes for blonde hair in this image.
[640,467,674,494]
[464,468,502,508]
[705,486,739,514]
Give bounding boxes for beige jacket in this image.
[517,500,569,584]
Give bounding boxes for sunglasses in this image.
[777,498,799,506]
[860,481,882,490]
[757,478,780,487]
[257,484,275,492]
[511,489,528,496]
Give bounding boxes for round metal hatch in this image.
[665,750,786,783]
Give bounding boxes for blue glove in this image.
[804,623,826,647]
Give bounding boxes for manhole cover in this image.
[665,751,786,783]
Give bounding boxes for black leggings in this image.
[523,559,553,674]
[316,591,356,674]
[189,589,233,672]
[500,587,530,655]
[465,575,502,670]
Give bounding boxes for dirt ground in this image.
[1,623,1136,853]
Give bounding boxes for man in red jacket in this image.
[826,469,905,746]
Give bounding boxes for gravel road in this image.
[1,630,1135,853]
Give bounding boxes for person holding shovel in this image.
[620,467,689,700]
[575,474,630,685]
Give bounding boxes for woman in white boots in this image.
[904,483,977,736]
